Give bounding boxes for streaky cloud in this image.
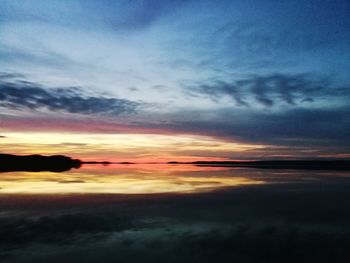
[0,74,140,116]
[189,73,346,107]
[162,106,350,148]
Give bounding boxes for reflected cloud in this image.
[0,164,264,194]
[1,164,349,195]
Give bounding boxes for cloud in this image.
[189,73,345,107]
[108,0,190,30]
[157,105,350,149]
[0,0,190,31]
[208,2,350,72]
[0,72,25,79]
[0,76,139,116]
[214,18,350,57]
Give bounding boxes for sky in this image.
[0,0,350,161]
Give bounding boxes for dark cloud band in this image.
[0,77,139,116]
[189,73,346,107]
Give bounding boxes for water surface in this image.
[1,165,350,263]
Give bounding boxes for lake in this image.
[1,164,350,262]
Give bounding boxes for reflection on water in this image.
[0,164,266,194]
[1,164,350,195]
[1,166,350,262]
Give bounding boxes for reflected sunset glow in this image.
[0,164,265,194]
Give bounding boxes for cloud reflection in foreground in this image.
[0,164,265,194]
[1,166,350,262]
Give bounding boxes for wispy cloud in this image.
[160,106,350,149]
[188,73,346,107]
[0,75,139,116]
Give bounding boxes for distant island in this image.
[0,154,81,173]
[168,160,350,171]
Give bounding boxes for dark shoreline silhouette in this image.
[168,160,350,170]
[195,160,350,170]
[0,154,81,173]
[2,153,350,172]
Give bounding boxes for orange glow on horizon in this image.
[0,131,266,162]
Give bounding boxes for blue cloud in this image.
[187,73,348,108]
[0,75,139,116]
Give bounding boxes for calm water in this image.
[1,165,350,262]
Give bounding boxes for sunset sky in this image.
[1,0,350,162]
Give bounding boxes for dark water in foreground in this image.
[1,164,350,263]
